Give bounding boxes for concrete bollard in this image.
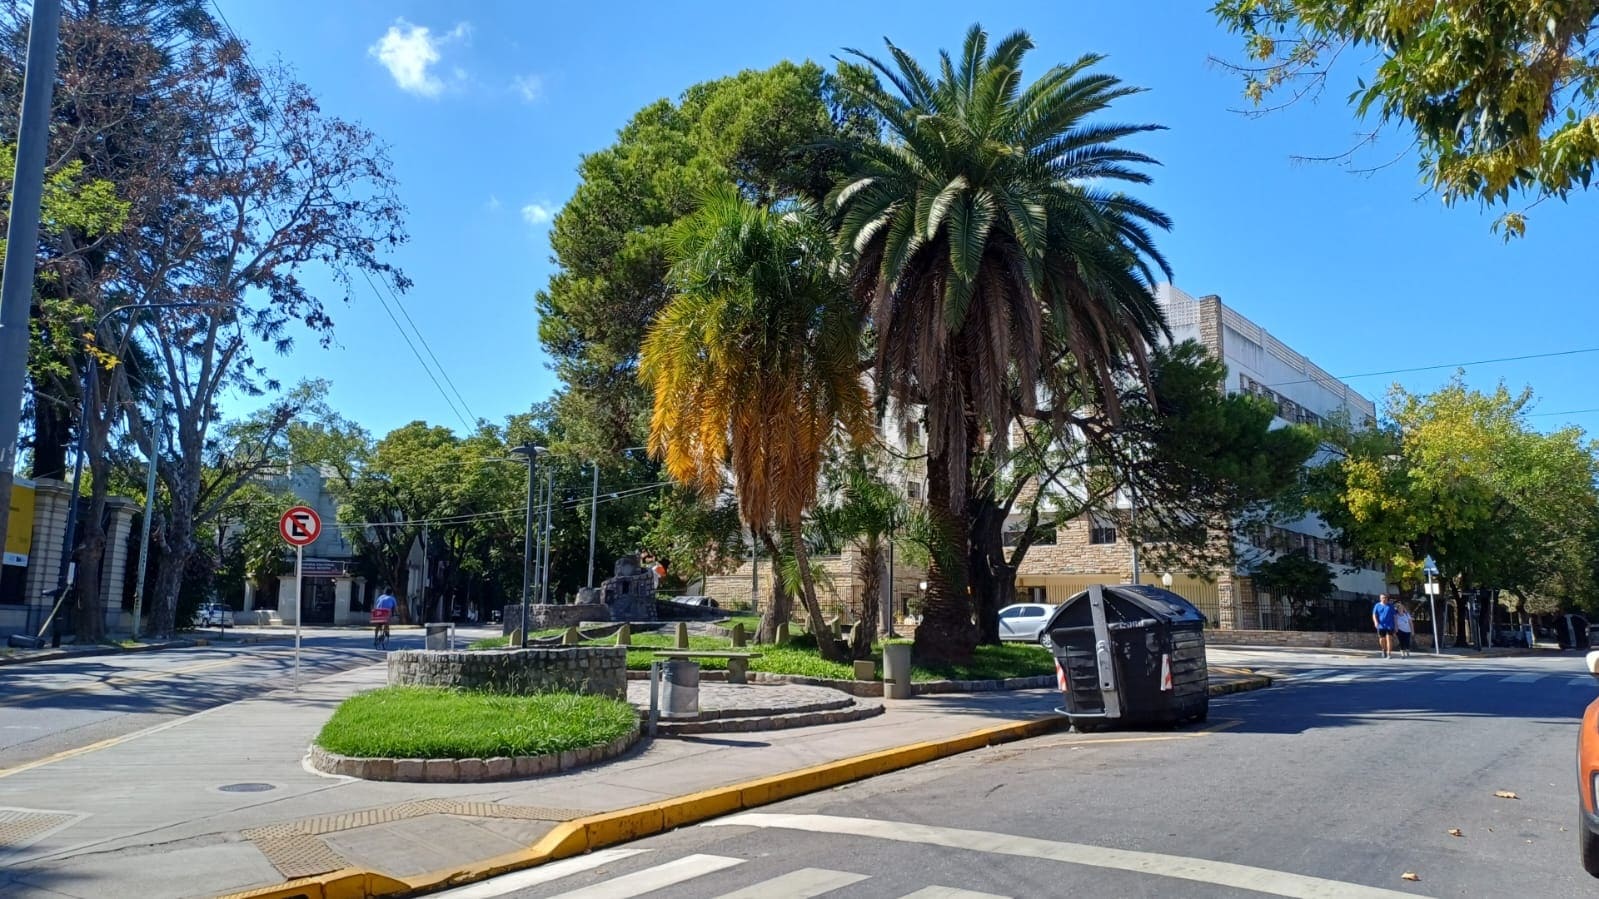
[615,623,631,646]
[563,626,581,646]
[775,622,789,645]
[675,621,689,649]
[507,628,522,647]
[883,642,913,699]
[853,659,875,682]
[731,623,746,647]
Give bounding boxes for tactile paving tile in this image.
[0,807,81,852]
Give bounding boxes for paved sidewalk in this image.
[0,661,1268,899]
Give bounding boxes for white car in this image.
[197,603,234,628]
[998,602,1057,646]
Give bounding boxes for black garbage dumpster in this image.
[1044,584,1208,730]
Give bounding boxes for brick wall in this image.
[387,647,627,699]
[501,603,611,635]
[1016,517,1133,577]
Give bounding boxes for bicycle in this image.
[372,608,393,650]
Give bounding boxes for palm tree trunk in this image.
[913,448,977,664]
[849,536,881,659]
[758,531,789,643]
[789,521,846,663]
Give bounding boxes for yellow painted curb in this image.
[215,714,1064,899]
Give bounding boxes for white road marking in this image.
[1502,673,1545,684]
[713,867,869,898]
[549,854,743,898]
[898,888,1011,899]
[431,849,649,898]
[1318,673,1362,684]
[1439,672,1486,682]
[706,814,1420,899]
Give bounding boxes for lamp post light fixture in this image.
[510,444,546,646]
[1161,572,1173,589]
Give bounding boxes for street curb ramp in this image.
[216,670,1272,899]
[215,715,1066,899]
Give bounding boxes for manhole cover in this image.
[218,782,277,793]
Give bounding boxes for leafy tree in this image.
[640,188,870,660]
[1212,0,1599,237]
[537,62,867,457]
[830,25,1173,662]
[1249,549,1335,626]
[809,450,908,658]
[637,487,748,589]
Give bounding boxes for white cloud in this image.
[512,74,544,103]
[486,195,503,212]
[368,19,470,98]
[521,203,553,226]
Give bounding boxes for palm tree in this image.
[809,451,910,659]
[831,25,1174,662]
[640,186,871,662]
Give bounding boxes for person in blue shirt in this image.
[1372,593,1397,659]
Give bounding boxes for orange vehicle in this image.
[1580,651,1599,876]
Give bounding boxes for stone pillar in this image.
[243,580,256,612]
[1216,569,1236,630]
[100,498,138,633]
[24,479,72,614]
[333,578,354,625]
[275,575,298,624]
[1236,577,1260,630]
[1197,295,1225,365]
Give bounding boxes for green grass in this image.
[720,614,761,632]
[315,687,637,759]
[469,635,510,650]
[911,643,1055,682]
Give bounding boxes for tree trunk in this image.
[849,536,881,660]
[967,496,1014,646]
[27,392,71,481]
[757,531,789,644]
[912,447,977,664]
[1447,580,1467,647]
[71,470,108,644]
[151,503,195,638]
[789,521,846,663]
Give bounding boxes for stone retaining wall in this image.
[388,647,627,699]
[309,722,641,782]
[1205,629,1435,651]
[501,603,612,635]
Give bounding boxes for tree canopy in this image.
[1213,0,1599,236]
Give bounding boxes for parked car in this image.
[197,603,234,628]
[1581,651,1599,876]
[997,602,1057,646]
[670,595,720,609]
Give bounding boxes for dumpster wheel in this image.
[1069,718,1104,734]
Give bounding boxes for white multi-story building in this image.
[1013,284,1391,632]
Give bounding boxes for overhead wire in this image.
[206,2,478,433]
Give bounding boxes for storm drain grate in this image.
[0,807,82,852]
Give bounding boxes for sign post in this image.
[279,506,322,689]
[1423,554,1441,656]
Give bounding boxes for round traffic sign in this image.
[279,506,322,547]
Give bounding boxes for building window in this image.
[1028,586,1048,603]
[1089,514,1118,545]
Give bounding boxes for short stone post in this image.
[730,623,746,647]
[507,628,522,647]
[882,642,913,699]
[774,622,789,645]
[853,659,875,681]
[675,621,689,649]
[563,625,581,646]
[615,623,631,646]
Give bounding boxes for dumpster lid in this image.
[1044,584,1207,632]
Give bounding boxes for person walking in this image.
[1372,593,1397,659]
[1395,602,1415,658]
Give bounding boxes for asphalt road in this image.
[0,624,501,770]
[436,649,1596,899]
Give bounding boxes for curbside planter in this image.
[388,646,628,700]
[308,720,642,782]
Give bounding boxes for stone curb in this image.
[657,700,885,735]
[220,714,1065,899]
[307,721,643,783]
[747,672,1059,696]
[1208,673,1273,695]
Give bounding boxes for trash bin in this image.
[1044,584,1209,730]
[661,659,700,719]
[424,622,452,650]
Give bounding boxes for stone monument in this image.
[601,554,657,621]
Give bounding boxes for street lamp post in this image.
[586,460,599,591]
[538,466,554,604]
[1423,554,1442,656]
[511,444,545,645]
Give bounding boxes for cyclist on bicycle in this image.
[372,587,397,649]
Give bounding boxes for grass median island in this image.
[315,686,637,760]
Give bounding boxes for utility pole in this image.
[538,467,554,604]
[511,444,542,646]
[131,395,164,640]
[0,0,63,562]
[586,461,599,590]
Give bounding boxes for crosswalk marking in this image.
[432,849,649,898]
[1503,673,1545,683]
[549,854,743,898]
[1439,671,1486,682]
[713,867,869,898]
[707,813,1417,898]
[898,888,1011,899]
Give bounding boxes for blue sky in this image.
[216,0,1599,440]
